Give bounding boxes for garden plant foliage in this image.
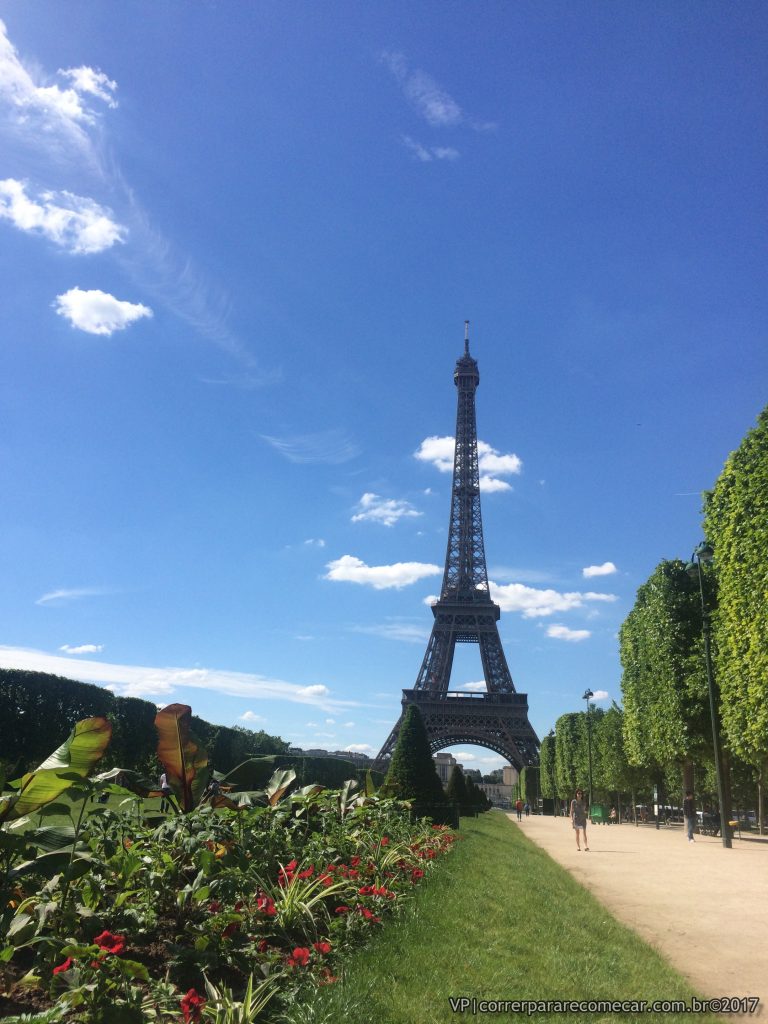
[0,712,458,1022]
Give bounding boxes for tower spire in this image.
[464,319,470,355]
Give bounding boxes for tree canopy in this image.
[704,406,768,775]
[380,705,446,805]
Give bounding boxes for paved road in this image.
[509,814,768,1016]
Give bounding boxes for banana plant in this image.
[0,717,112,824]
[154,704,212,813]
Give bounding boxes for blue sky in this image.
[1,3,766,775]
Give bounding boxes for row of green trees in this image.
[541,406,767,827]
[0,668,289,776]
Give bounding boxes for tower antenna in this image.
[464,319,470,355]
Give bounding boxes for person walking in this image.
[524,802,530,817]
[515,798,523,821]
[570,788,589,851]
[683,790,696,843]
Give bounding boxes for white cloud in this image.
[489,581,618,618]
[54,287,152,336]
[583,562,618,578]
[414,435,522,492]
[58,66,117,108]
[296,684,331,701]
[239,710,265,723]
[546,624,592,642]
[352,492,421,527]
[0,645,352,710]
[261,430,360,464]
[59,643,103,655]
[591,690,610,701]
[304,538,326,548]
[0,179,125,253]
[423,594,439,606]
[343,722,355,728]
[459,681,487,692]
[402,136,460,162]
[345,743,374,754]
[0,21,116,160]
[325,554,440,590]
[382,52,463,126]
[36,586,113,606]
[325,718,336,725]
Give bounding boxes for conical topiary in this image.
[445,763,468,805]
[380,705,446,804]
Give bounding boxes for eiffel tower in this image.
[373,324,540,772]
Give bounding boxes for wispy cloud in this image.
[345,743,374,754]
[0,20,115,168]
[381,52,463,126]
[352,621,430,643]
[583,561,618,578]
[0,178,125,253]
[546,624,591,642]
[352,492,421,527]
[36,587,114,606]
[402,136,460,163]
[414,435,522,492]
[459,680,487,692]
[54,287,152,336]
[489,581,618,618]
[0,645,353,710]
[262,430,360,465]
[325,555,440,590]
[59,643,104,655]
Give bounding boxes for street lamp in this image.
[686,541,732,850]
[583,688,594,808]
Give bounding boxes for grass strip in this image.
[298,811,720,1024]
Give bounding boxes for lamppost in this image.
[686,541,732,850]
[583,688,594,808]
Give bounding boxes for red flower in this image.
[313,940,332,955]
[335,905,349,914]
[53,957,72,975]
[93,931,125,956]
[208,900,222,913]
[359,906,381,922]
[222,922,239,939]
[350,856,361,867]
[286,946,311,967]
[319,873,333,887]
[381,836,390,846]
[181,988,206,1023]
[257,939,270,953]
[411,868,424,881]
[256,892,277,916]
[297,866,314,880]
[319,967,339,985]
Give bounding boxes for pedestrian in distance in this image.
[683,790,696,843]
[524,801,530,817]
[571,788,589,851]
[159,771,179,814]
[515,797,523,821]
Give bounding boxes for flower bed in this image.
[1,785,457,1022]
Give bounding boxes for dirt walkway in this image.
[509,814,768,1014]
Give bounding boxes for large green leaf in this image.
[1,718,112,823]
[154,704,210,812]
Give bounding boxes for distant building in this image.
[480,782,514,809]
[464,768,482,782]
[434,752,458,784]
[502,765,519,787]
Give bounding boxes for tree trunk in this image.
[631,787,637,825]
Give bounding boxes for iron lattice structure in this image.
[374,325,540,772]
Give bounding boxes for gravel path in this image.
[510,813,768,1015]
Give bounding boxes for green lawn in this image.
[294,811,720,1024]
